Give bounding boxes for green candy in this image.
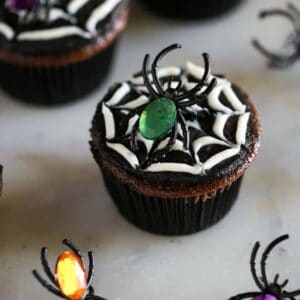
[139,98,177,140]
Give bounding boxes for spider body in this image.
[6,0,52,23]
[114,44,217,159]
[253,3,300,68]
[229,235,300,300]
[33,239,106,300]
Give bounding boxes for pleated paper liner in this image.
[0,41,117,106]
[139,0,244,20]
[103,172,243,235]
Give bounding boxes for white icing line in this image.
[116,95,148,109]
[156,137,170,151]
[186,61,214,82]
[193,136,230,163]
[67,0,90,14]
[102,104,115,139]
[235,113,250,145]
[207,84,233,114]
[106,83,131,107]
[145,162,203,174]
[86,0,123,33]
[223,84,246,113]
[17,26,91,41]
[0,22,14,40]
[138,134,154,153]
[107,142,139,168]
[125,115,139,136]
[203,147,240,170]
[213,114,230,141]
[49,8,75,23]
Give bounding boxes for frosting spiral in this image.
[0,0,127,54]
[95,60,253,179]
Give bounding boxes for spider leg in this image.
[250,241,265,290]
[161,122,178,156]
[145,123,178,165]
[177,111,189,149]
[228,292,262,300]
[274,273,280,284]
[260,235,290,288]
[281,289,300,297]
[252,39,298,68]
[85,295,107,300]
[142,54,159,98]
[287,2,300,16]
[175,53,210,101]
[130,119,140,152]
[62,239,83,260]
[45,0,51,23]
[151,44,181,96]
[32,270,66,299]
[280,279,289,289]
[41,247,57,286]
[258,9,296,24]
[177,78,217,108]
[87,251,95,288]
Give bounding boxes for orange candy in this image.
[56,251,87,300]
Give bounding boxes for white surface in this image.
[1,0,300,299]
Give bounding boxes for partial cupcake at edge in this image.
[138,0,245,20]
[90,44,261,235]
[0,0,130,105]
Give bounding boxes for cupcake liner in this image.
[140,0,244,19]
[102,172,243,235]
[0,40,117,106]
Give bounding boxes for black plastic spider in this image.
[32,239,106,300]
[6,0,52,23]
[109,44,217,163]
[229,235,300,300]
[253,2,300,68]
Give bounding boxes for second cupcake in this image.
[91,44,261,235]
[0,0,129,105]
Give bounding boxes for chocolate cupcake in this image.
[139,0,244,20]
[90,44,261,235]
[0,0,129,105]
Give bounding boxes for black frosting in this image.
[0,0,127,55]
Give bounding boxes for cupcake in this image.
[139,0,244,20]
[90,44,261,235]
[0,0,129,105]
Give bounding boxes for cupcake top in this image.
[92,44,260,184]
[0,0,127,54]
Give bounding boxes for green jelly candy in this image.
[139,98,177,140]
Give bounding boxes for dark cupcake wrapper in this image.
[0,40,117,106]
[140,0,244,19]
[102,171,243,235]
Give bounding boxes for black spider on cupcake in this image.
[229,235,300,300]
[253,2,300,68]
[109,44,217,166]
[6,0,54,23]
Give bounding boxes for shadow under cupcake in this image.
[90,44,261,235]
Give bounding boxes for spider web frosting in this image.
[100,62,251,175]
[0,0,126,53]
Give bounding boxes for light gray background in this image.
[1,0,300,299]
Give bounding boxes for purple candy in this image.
[7,0,38,10]
[254,295,277,300]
